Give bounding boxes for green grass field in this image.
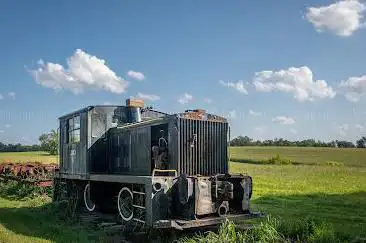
[230,146,366,167]
[0,148,365,242]
[229,146,366,240]
[0,151,58,164]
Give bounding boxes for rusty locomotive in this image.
[53,99,260,231]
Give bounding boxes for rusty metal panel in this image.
[194,119,197,175]
[79,111,88,174]
[182,118,186,175]
[141,109,167,119]
[131,126,151,175]
[168,120,179,172]
[223,123,228,173]
[108,130,130,174]
[203,120,207,175]
[188,119,193,176]
[59,119,66,172]
[195,178,213,215]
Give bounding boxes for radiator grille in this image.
[178,118,228,176]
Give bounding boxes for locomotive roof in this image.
[58,105,168,120]
[58,105,227,123]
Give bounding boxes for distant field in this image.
[230,146,366,167]
[0,147,365,242]
[2,147,365,166]
[231,163,366,238]
[0,151,58,164]
[229,146,366,239]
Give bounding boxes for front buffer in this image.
[151,172,262,230]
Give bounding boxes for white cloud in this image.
[4,124,11,129]
[249,109,262,116]
[290,128,298,134]
[255,126,267,134]
[339,74,366,102]
[103,101,112,105]
[136,92,160,101]
[0,94,3,100]
[0,130,4,133]
[253,66,336,102]
[272,116,295,125]
[203,98,212,104]
[336,123,349,136]
[356,124,364,132]
[305,0,366,37]
[219,80,248,94]
[28,49,128,94]
[8,92,15,99]
[127,70,145,81]
[21,136,33,144]
[227,110,237,119]
[178,93,193,104]
[344,92,362,102]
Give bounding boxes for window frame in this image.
[67,115,81,144]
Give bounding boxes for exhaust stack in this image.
[126,98,144,123]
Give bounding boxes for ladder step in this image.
[133,205,145,209]
[133,218,145,223]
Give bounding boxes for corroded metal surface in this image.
[0,162,58,186]
[177,110,227,122]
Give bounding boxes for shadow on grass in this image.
[0,200,184,243]
[0,201,105,243]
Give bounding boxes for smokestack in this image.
[126,98,144,123]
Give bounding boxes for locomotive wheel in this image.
[83,183,96,212]
[117,187,133,222]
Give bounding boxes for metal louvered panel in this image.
[178,118,228,176]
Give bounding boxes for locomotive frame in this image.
[53,100,261,231]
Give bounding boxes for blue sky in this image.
[0,0,365,144]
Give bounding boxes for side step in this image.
[132,186,146,225]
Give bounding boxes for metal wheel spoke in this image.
[117,187,133,221]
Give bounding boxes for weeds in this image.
[0,180,52,200]
[178,215,339,243]
[265,153,295,165]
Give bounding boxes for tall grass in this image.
[178,216,338,243]
[0,180,52,200]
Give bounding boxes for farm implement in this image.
[0,162,58,187]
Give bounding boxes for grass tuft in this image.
[325,161,344,167]
[265,153,294,165]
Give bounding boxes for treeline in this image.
[1,133,366,153]
[0,129,58,154]
[0,142,41,152]
[229,136,366,148]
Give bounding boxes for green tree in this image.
[39,129,59,155]
[356,137,366,148]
